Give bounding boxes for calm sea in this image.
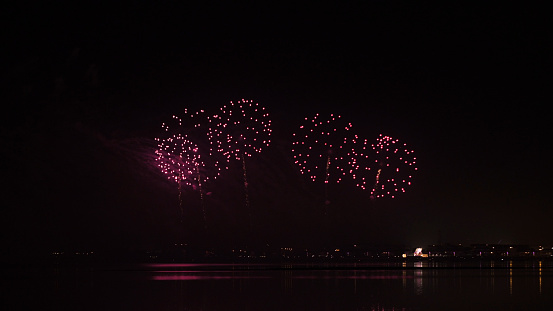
[4,260,552,310]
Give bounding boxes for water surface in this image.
[4,260,552,310]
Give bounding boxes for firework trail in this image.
[208,99,272,228]
[349,134,417,199]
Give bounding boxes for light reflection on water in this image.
[4,261,553,310]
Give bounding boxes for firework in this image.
[155,135,204,185]
[208,99,272,228]
[349,134,417,199]
[291,113,356,183]
[291,113,357,206]
[156,110,226,186]
[209,99,272,161]
[155,109,226,227]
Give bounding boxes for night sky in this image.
[2,2,551,256]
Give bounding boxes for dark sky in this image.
[2,2,551,255]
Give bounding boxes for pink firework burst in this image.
[155,134,205,186]
[291,113,355,185]
[349,134,417,199]
[155,109,226,189]
[209,99,272,161]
